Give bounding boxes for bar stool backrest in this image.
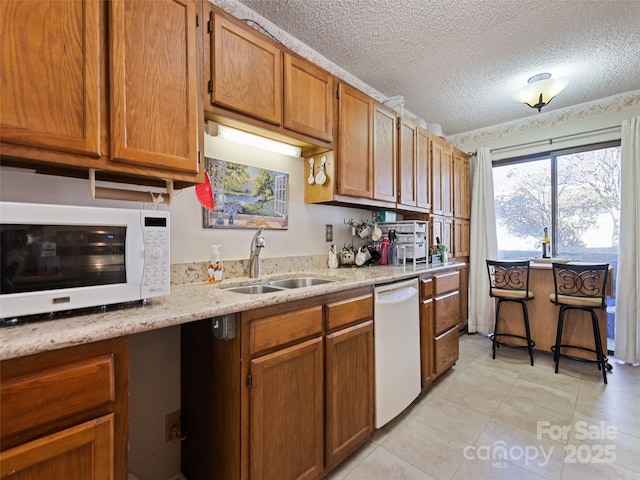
[551,263,609,309]
[486,260,531,297]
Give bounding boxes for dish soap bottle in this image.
[208,244,223,284]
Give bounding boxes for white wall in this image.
[448,90,640,159]
[170,133,373,264]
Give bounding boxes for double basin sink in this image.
[221,277,336,294]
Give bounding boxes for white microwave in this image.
[0,202,170,319]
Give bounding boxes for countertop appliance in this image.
[0,202,170,319]
[374,278,421,428]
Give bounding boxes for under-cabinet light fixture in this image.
[208,122,302,157]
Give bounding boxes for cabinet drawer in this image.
[434,271,460,295]
[250,305,323,355]
[420,276,433,299]
[435,327,459,374]
[1,354,115,440]
[434,290,460,336]
[325,294,373,331]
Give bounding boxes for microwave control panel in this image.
[142,213,170,298]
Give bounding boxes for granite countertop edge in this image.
[0,263,464,361]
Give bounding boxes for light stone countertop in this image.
[0,262,463,361]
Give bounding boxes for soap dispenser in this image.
[208,244,223,284]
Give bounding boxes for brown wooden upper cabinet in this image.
[1,0,101,158]
[337,82,373,198]
[110,0,200,174]
[206,7,334,146]
[453,147,471,219]
[430,133,453,217]
[210,12,282,125]
[284,53,333,142]
[416,126,432,211]
[0,0,202,185]
[372,103,397,203]
[398,117,418,208]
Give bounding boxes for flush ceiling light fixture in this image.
[208,122,302,157]
[513,73,569,112]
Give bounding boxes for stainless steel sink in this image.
[222,285,286,294]
[266,277,335,289]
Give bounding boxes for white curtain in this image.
[614,116,640,364]
[468,147,498,334]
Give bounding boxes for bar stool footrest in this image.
[490,333,535,350]
[551,344,612,370]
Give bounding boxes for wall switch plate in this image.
[325,224,333,242]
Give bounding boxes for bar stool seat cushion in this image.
[492,288,534,300]
[549,294,602,307]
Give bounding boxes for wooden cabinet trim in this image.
[325,294,373,332]
[250,305,323,355]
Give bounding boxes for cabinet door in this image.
[0,0,101,157]
[337,83,372,198]
[372,103,397,203]
[453,218,470,258]
[250,337,323,480]
[416,127,432,210]
[398,117,417,207]
[431,137,443,215]
[110,0,199,173]
[441,143,453,217]
[0,414,113,480]
[284,53,333,142]
[434,327,459,377]
[420,297,434,390]
[325,321,374,469]
[212,13,282,125]
[434,291,460,336]
[453,149,471,219]
[442,217,453,255]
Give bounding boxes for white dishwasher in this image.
[374,278,421,428]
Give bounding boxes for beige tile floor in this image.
[325,333,640,480]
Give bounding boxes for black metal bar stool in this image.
[486,260,535,366]
[550,262,610,384]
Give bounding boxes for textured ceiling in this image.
[236,0,640,135]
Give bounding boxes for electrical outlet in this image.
[165,409,181,442]
[325,224,333,242]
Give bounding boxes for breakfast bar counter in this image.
[495,261,613,359]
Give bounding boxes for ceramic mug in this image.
[357,223,371,239]
[371,223,382,241]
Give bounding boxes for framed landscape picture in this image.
[202,157,289,230]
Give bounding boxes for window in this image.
[492,142,620,264]
[492,141,621,346]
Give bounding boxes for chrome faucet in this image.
[249,227,266,278]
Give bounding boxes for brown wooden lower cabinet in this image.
[250,337,324,480]
[0,338,128,480]
[181,287,374,480]
[419,268,461,387]
[325,320,374,470]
